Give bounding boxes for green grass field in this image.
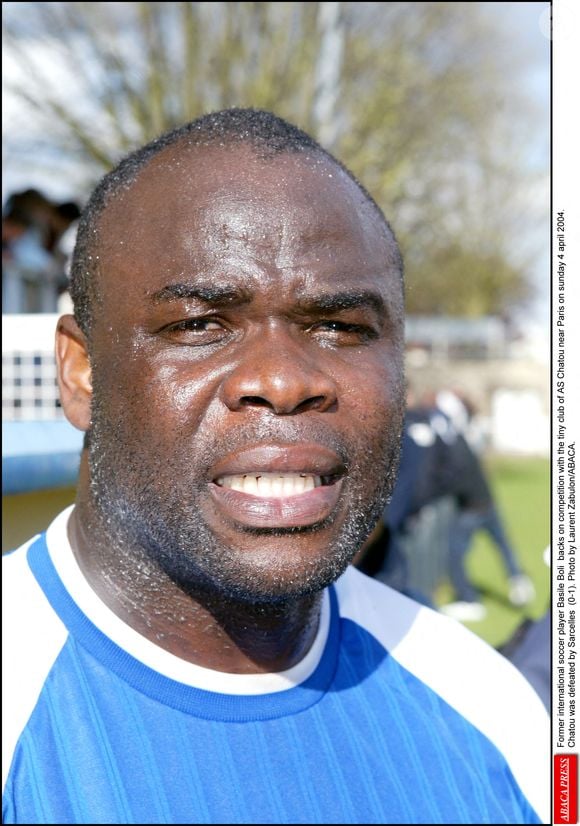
[434,454,550,648]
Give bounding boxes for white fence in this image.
[2,314,63,421]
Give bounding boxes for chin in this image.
[155,529,357,606]
[203,564,347,605]
[205,507,374,597]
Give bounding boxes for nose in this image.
[220,329,338,415]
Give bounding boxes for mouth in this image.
[208,445,346,529]
[215,472,336,496]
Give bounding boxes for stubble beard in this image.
[87,384,404,607]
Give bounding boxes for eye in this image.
[307,320,379,345]
[161,317,229,345]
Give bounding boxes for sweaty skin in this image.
[57,143,404,674]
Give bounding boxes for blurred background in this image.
[2,2,549,656]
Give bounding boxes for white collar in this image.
[45,506,330,696]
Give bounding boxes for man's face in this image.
[87,144,404,602]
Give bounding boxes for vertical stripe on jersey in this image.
[167,714,213,823]
[241,724,290,823]
[55,641,134,822]
[306,707,359,820]
[117,680,174,823]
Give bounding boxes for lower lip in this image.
[208,480,344,529]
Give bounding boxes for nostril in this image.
[294,395,328,413]
[237,394,332,414]
[222,365,338,414]
[240,396,272,407]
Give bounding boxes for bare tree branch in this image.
[2,1,547,318]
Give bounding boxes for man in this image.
[442,428,536,621]
[3,109,548,824]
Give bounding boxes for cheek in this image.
[137,363,225,435]
[336,353,403,429]
[95,351,222,441]
[150,365,211,416]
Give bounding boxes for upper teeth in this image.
[216,473,322,497]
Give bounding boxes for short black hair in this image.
[70,108,402,338]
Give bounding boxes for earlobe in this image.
[55,315,92,432]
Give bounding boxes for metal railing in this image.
[2,314,63,421]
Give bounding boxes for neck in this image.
[68,489,323,675]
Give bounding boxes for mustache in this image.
[195,417,351,473]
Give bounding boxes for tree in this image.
[2,1,547,319]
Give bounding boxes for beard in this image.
[87,377,404,606]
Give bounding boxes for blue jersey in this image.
[2,507,548,824]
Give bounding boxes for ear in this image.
[55,315,92,432]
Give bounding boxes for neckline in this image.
[26,508,341,721]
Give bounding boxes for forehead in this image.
[95,143,399,301]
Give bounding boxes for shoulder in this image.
[2,532,65,628]
[335,566,548,723]
[2,533,69,792]
[335,566,549,824]
[2,534,56,627]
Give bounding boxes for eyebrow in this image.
[149,283,388,319]
[149,283,251,306]
[296,290,387,318]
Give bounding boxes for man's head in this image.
[57,108,405,604]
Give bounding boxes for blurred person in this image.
[361,397,457,604]
[436,386,487,453]
[53,201,82,314]
[2,210,29,311]
[441,431,535,622]
[3,109,547,824]
[3,188,54,230]
[367,390,535,622]
[1,189,78,313]
[2,201,56,312]
[498,546,549,711]
[52,201,81,272]
[499,611,549,711]
[436,386,470,436]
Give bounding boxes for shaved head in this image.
[70,108,402,340]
